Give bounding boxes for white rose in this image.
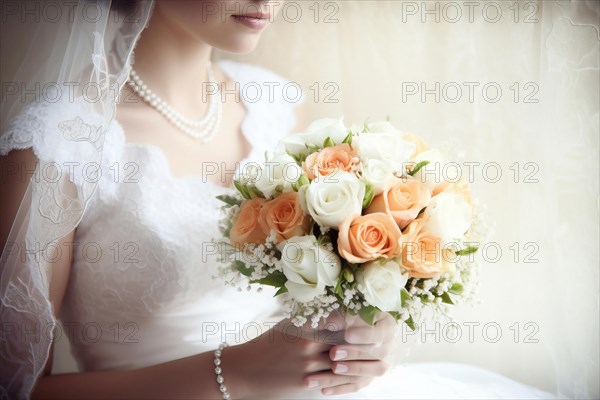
[305,117,348,147]
[277,132,312,157]
[356,259,408,312]
[365,121,398,134]
[300,171,365,229]
[422,192,472,246]
[361,158,396,196]
[412,148,448,191]
[280,235,342,302]
[353,125,416,174]
[255,154,303,199]
[276,117,348,157]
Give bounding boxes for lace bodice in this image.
[0,60,301,372]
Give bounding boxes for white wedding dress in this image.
[0,60,553,399]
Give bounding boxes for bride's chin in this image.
[211,35,263,54]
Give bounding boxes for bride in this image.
[0,1,553,399]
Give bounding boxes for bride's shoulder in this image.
[216,59,303,107]
[217,59,290,84]
[0,95,123,188]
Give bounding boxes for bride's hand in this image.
[305,312,397,396]
[222,319,337,399]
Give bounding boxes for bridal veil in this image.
[1,2,153,398]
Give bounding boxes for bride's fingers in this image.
[329,344,384,361]
[344,316,396,345]
[305,353,333,373]
[321,380,373,396]
[331,360,389,377]
[304,371,360,390]
[344,326,384,345]
[300,340,333,356]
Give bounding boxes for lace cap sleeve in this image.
[217,60,304,151]
[0,95,126,194]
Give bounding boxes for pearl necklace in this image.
[127,64,222,143]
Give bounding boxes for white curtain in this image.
[217,1,599,398]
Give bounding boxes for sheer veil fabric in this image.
[0,1,153,398]
[0,1,598,399]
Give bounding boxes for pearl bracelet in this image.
[214,342,230,400]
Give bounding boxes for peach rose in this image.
[302,144,359,180]
[402,133,429,160]
[230,198,268,248]
[366,176,431,230]
[400,217,453,278]
[337,212,402,264]
[433,179,473,205]
[258,192,311,243]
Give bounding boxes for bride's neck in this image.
[131,9,214,112]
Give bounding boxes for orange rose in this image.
[337,212,402,264]
[230,198,268,248]
[400,218,453,278]
[303,144,359,180]
[432,179,473,205]
[258,192,310,243]
[403,133,429,160]
[366,176,431,229]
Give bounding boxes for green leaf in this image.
[342,131,353,145]
[404,315,416,331]
[248,185,265,199]
[286,150,307,165]
[306,144,321,153]
[358,305,379,326]
[386,115,391,122]
[274,286,288,296]
[334,277,344,297]
[287,151,297,161]
[449,283,464,295]
[440,292,454,305]
[363,118,371,133]
[323,136,335,148]
[342,268,355,283]
[388,311,401,322]
[233,180,251,199]
[362,183,375,209]
[250,271,287,288]
[316,233,332,247]
[297,174,310,188]
[400,288,411,308]
[233,261,253,277]
[216,195,242,207]
[456,246,479,256]
[408,160,430,176]
[346,262,360,271]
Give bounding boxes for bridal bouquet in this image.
[215,118,485,329]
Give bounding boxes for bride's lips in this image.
[231,13,270,30]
